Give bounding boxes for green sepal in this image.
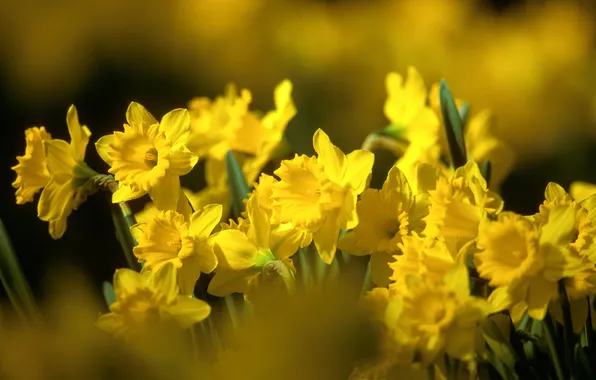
[102,281,117,308]
[111,203,141,271]
[439,80,467,168]
[225,151,250,218]
[0,219,39,321]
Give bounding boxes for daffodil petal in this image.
[37,178,74,221]
[526,277,557,320]
[313,129,346,183]
[49,217,68,239]
[113,268,143,297]
[215,229,257,270]
[343,149,375,193]
[193,240,218,275]
[66,105,91,161]
[150,174,180,211]
[189,204,223,240]
[544,182,567,202]
[126,102,158,127]
[208,267,259,297]
[169,145,198,176]
[313,215,340,264]
[177,255,202,296]
[169,296,211,327]
[247,196,270,250]
[44,139,78,175]
[149,263,179,302]
[160,108,190,144]
[95,135,115,165]
[112,183,146,203]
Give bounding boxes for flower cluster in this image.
[10,69,596,379]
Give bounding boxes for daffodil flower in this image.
[271,129,375,264]
[184,80,296,221]
[421,160,503,251]
[477,207,588,320]
[338,166,429,286]
[97,263,211,339]
[208,195,299,304]
[391,262,490,363]
[95,102,198,210]
[12,127,52,205]
[37,106,97,239]
[131,204,223,295]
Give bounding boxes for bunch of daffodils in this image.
[7,70,596,380]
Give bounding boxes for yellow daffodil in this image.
[271,129,375,263]
[131,204,222,295]
[384,67,440,148]
[534,182,596,331]
[338,166,429,286]
[476,208,586,320]
[383,67,441,190]
[535,182,596,257]
[95,102,198,210]
[391,262,489,364]
[389,234,459,290]
[422,161,503,250]
[12,127,52,205]
[184,80,295,221]
[37,106,97,239]
[208,195,299,305]
[187,80,295,164]
[97,263,211,339]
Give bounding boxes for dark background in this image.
[1,0,596,303]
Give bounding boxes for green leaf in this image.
[481,314,518,369]
[439,80,467,168]
[459,101,470,126]
[481,161,492,186]
[102,281,116,308]
[111,202,141,271]
[486,346,518,380]
[0,219,39,321]
[225,150,250,218]
[575,344,595,379]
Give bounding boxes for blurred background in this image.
[2,0,596,300]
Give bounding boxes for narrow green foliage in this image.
[558,281,576,378]
[459,101,470,126]
[439,80,467,168]
[0,219,39,321]
[225,150,250,218]
[224,295,239,329]
[102,281,117,308]
[543,314,566,380]
[481,160,492,186]
[360,261,373,296]
[111,202,141,271]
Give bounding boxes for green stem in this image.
[298,247,312,290]
[111,202,141,271]
[360,261,373,296]
[427,364,435,380]
[558,281,576,378]
[225,295,239,329]
[586,297,593,349]
[543,313,566,380]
